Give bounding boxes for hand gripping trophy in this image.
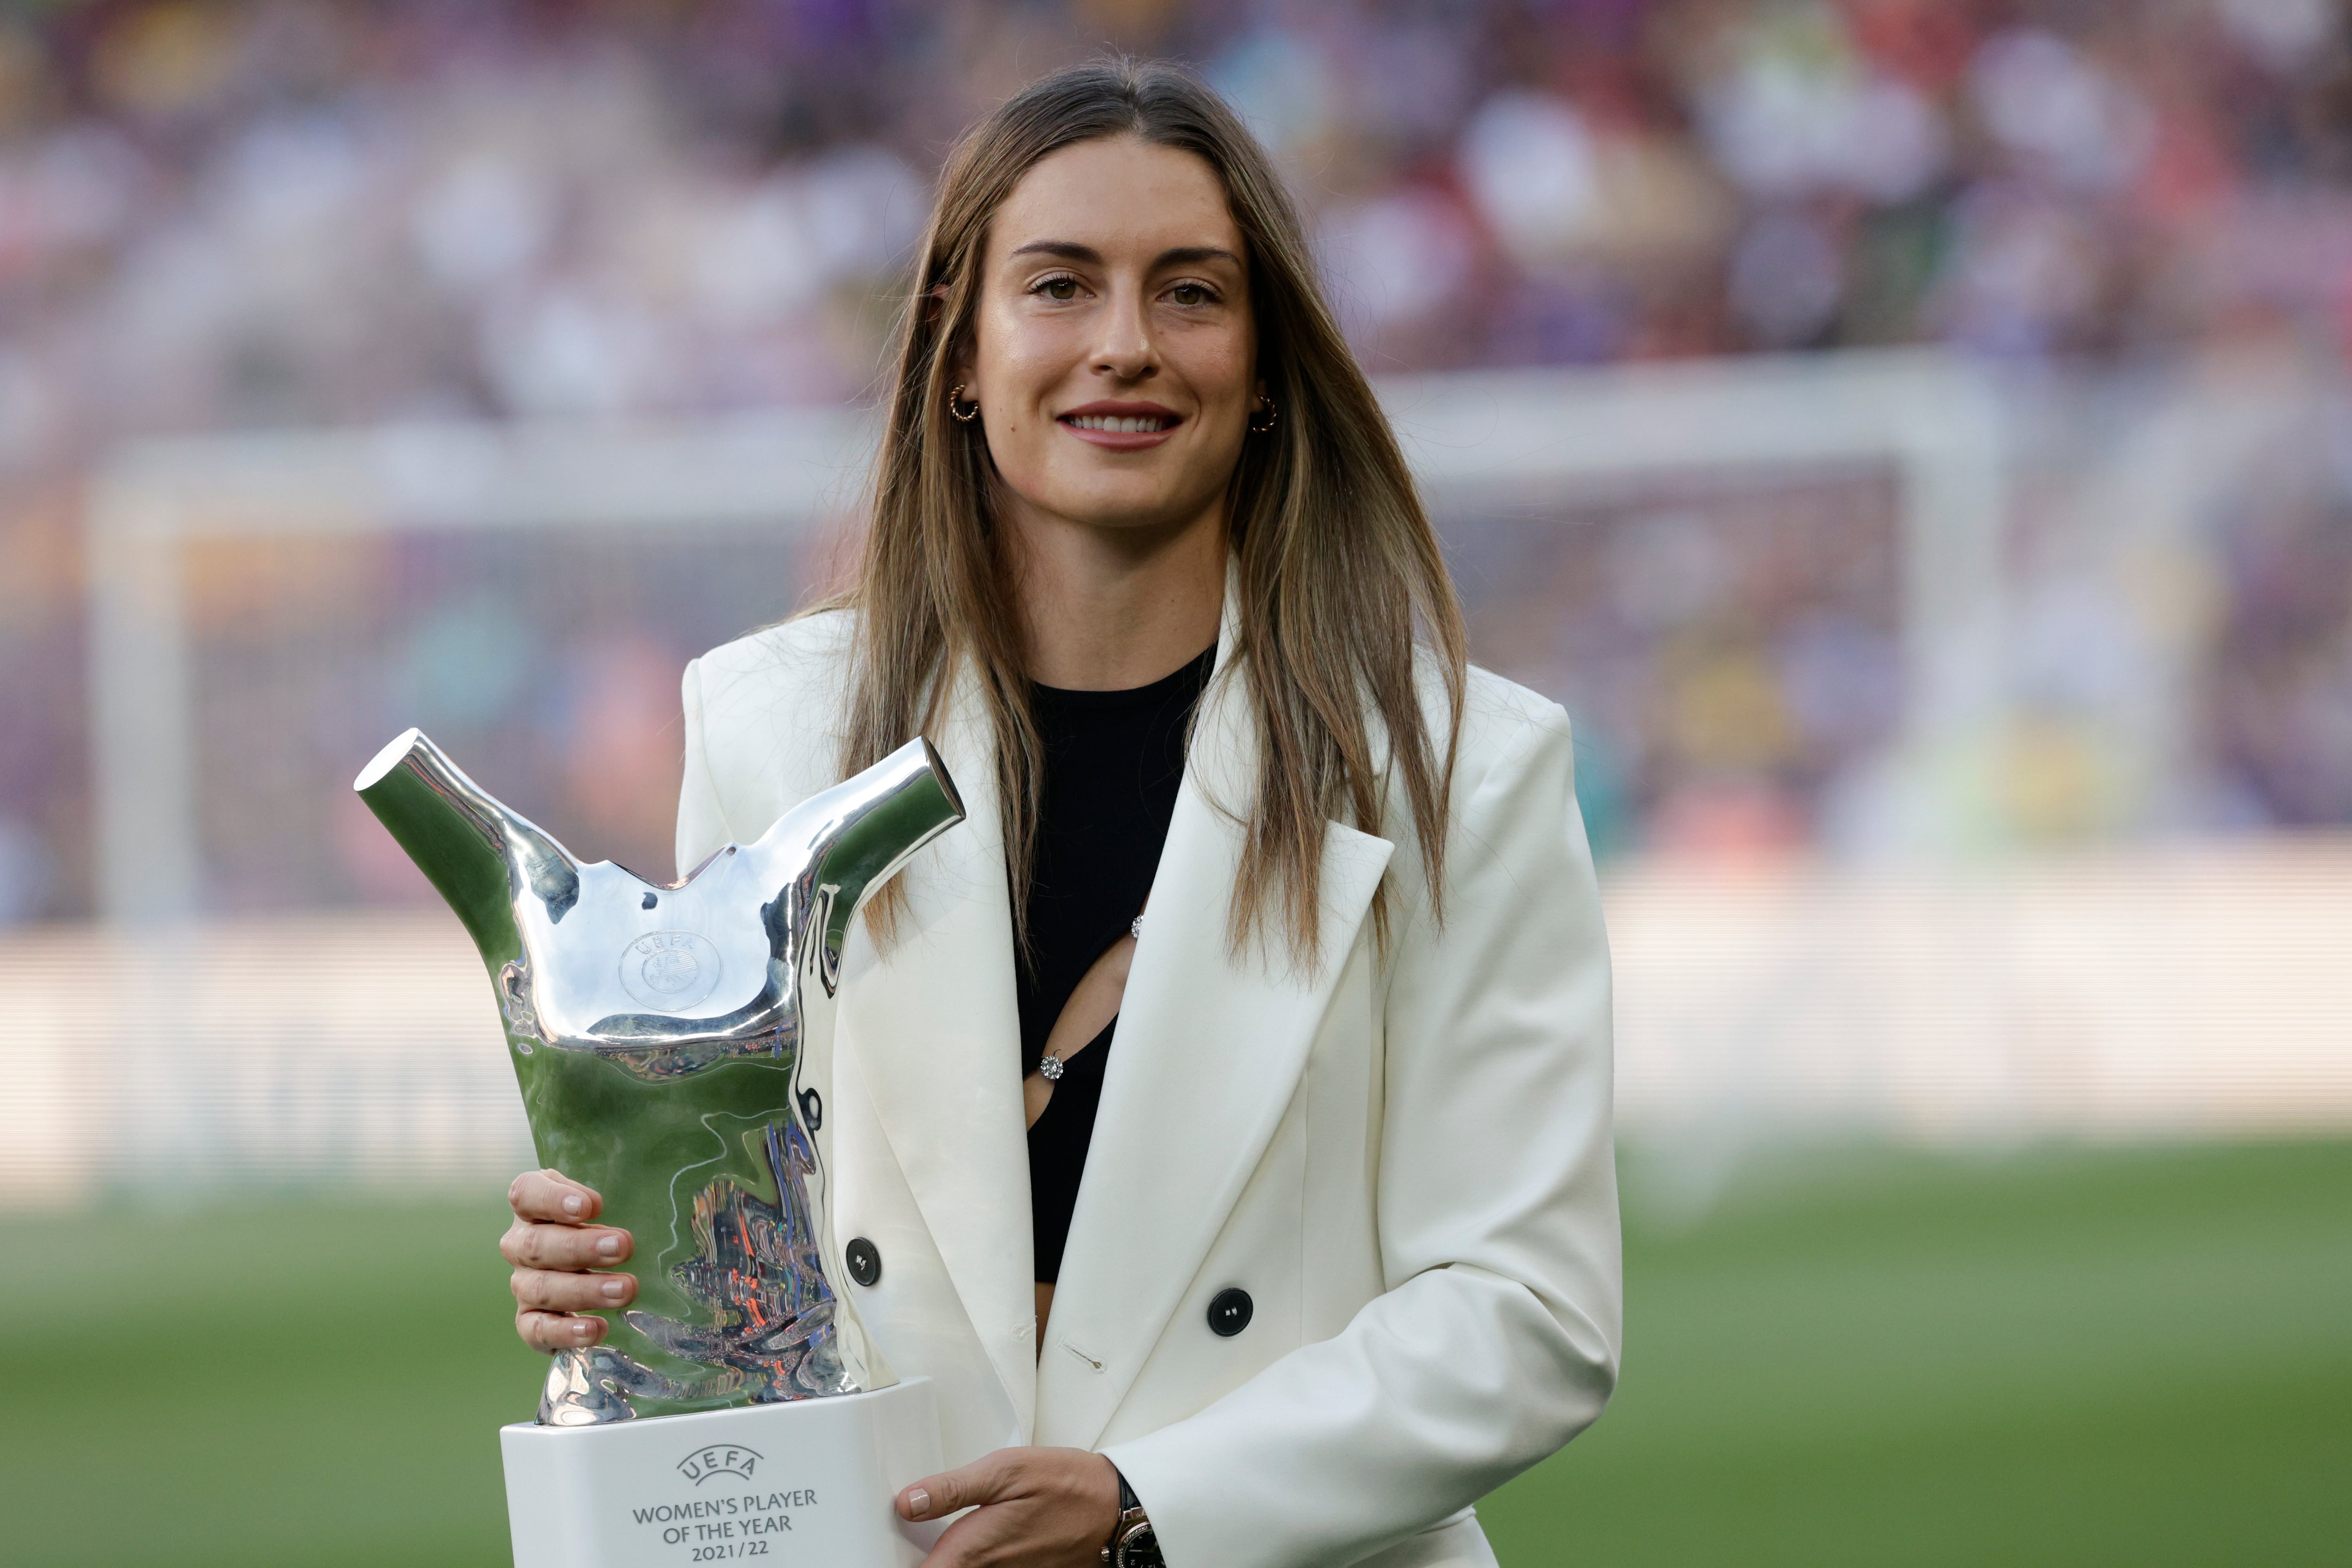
[357,729,964,1568]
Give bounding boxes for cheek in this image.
[974,308,1076,422]
[1175,329,1255,410]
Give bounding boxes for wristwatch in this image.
[1101,1468,1162,1568]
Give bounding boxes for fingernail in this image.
[601,1278,627,1300]
[906,1488,929,1517]
[562,1194,584,1216]
[596,1235,621,1259]
[573,1318,596,1342]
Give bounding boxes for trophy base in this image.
[500,1377,945,1568]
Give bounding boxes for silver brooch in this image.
[1040,1054,1065,1082]
[1129,915,1144,940]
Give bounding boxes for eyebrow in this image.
[1006,241,1244,270]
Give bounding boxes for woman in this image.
[500,57,1619,1568]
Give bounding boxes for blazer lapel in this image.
[839,655,1036,1439]
[1036,588,1396,1450]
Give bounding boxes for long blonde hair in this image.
[833,56,1466,964]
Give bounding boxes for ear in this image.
[935,287,977,384]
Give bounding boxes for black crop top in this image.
[1018,644,1216,1284]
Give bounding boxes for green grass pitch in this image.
[2,1138,2344,1566]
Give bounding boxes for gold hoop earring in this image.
[948,384,980,423]
[1249,394,1278,434]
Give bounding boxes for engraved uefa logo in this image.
[677,1443,763,1484]
[619,930,723,1012]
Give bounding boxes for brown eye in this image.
[1042,277,1079,301]
[1170,283,1210,306]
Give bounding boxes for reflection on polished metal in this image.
[356,729,963,1427]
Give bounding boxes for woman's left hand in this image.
[897,1446,1122,1567]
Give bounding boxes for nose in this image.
[1091,284,1159,383]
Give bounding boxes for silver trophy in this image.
[357,728,963,1567]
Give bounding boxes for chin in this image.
[1033,478,1202,533]
[1057,499,1192,533]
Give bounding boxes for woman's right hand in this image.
[501,1169,637,1352]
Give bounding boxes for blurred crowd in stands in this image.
[2,0,2347,446]
[2,0,2351,919]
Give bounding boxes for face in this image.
[961,135,1260,539]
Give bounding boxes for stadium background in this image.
[0,1,2346,1563]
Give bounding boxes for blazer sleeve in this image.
[674,656,735,881]
[1103,706,1622,1568]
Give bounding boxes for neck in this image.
[1005,495,1226,691]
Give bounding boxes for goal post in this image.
[84,348,2007,925]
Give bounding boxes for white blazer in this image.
[673,579,1621,1568]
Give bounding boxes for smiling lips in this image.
[1058,401,1182,449]
[1068,414,1169,432]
